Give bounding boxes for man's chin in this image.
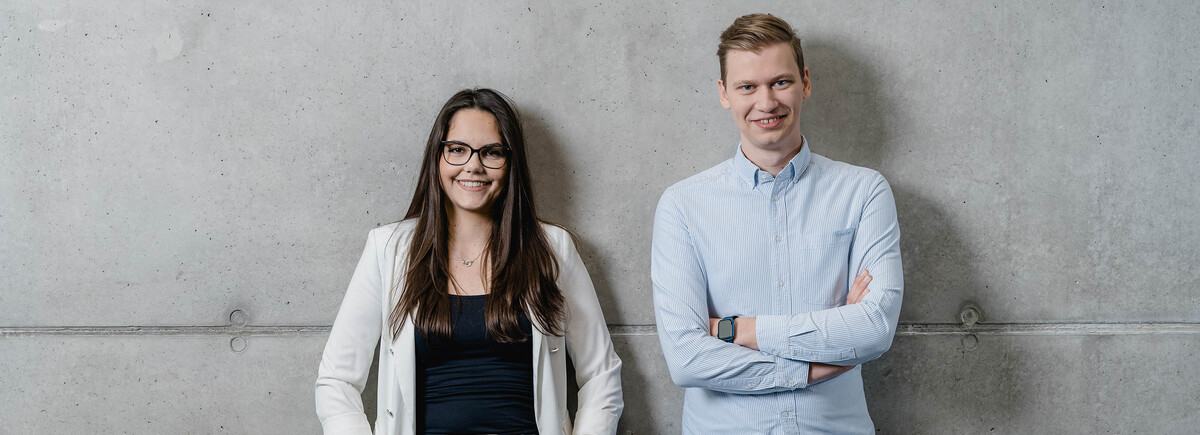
[745,136,800,153]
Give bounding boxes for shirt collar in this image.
[733,136,812,189]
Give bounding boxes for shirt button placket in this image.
[770,183,786,315]
[774,183,790,314]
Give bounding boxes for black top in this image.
[415,294,538,435]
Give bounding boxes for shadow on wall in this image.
[524,107,674,431]
[800,38,1022,430]
[523,108,627,328]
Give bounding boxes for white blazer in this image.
[315,220,623,435]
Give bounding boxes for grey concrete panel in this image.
[3,1,1200,327]
[864,334,1200,433]
[601,333,1200,434]
[4,332,1197,433]
[3,0,1200,431]
[5,1,1200,328]
[611,333,682,434]
[0,335,326,434]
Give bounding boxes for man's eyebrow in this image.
[730,74,796,87]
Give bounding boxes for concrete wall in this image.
[3,1,1198,433]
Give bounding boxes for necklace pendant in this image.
[461,259,474,267]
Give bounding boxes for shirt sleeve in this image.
[315,229,383,435]
[652,191,812,393]
[755,174,904,366]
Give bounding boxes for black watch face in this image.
[717,319,734,339]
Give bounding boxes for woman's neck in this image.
[446,208,493,250]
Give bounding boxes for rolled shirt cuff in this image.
[755,314,792,358]
[772,355,809,390]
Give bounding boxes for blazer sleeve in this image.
[315,229,384,435]
[556,230,624,434]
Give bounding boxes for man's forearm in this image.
[711,270,874,353]
[709,317,856,384]
[756,288,902,366]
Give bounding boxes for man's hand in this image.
[847,269,872,304]
[808,362,856,383]
[806,270,870,382]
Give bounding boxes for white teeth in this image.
[458,180,487,188]
[757,117,778,124]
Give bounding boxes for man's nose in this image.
[755,88,779,112]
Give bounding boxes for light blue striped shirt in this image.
[652,138,903,434]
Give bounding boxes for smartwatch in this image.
[716,316,738,343]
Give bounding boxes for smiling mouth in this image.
[753,115,785,128]
[456,179,491,189]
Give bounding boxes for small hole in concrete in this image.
[231,336,248,353]
[229,310,248,327]
[961,334,979,351]
[958,303,982,328]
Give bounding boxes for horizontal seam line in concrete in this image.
[2,322,1200,337]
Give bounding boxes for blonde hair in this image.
[717,13,805,81]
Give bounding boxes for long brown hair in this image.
[389,88,565,343]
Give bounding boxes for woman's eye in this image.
[447,146,467,154]
[483,148,504,158]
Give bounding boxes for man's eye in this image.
[739,85,754,92]
[774,80,790,87]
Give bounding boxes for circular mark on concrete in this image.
[959,305,981,327]
[229,310,248,327]
[230,336,248,353]
[961,334,979,351]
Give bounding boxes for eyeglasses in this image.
[440,141,510,169]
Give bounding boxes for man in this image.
[652,13,903,433]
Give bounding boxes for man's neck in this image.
[740,139,804,177]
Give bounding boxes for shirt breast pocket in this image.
[795,227,855,306]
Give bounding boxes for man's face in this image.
[718,42,811,155]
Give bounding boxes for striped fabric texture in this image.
[652,138,903,434]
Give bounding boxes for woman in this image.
[316,88,623,435]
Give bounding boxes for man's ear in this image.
[801,66,811,100]
[718,79,731,109]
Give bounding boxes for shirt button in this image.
[775,235,782,242]
[781,411,789,417]
[772,195,779,201]
[778,281,785,288]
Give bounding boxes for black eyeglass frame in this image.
[439,140,511,169]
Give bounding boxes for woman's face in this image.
[438,108,509,219]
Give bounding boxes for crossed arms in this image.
[651,175,903,394]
